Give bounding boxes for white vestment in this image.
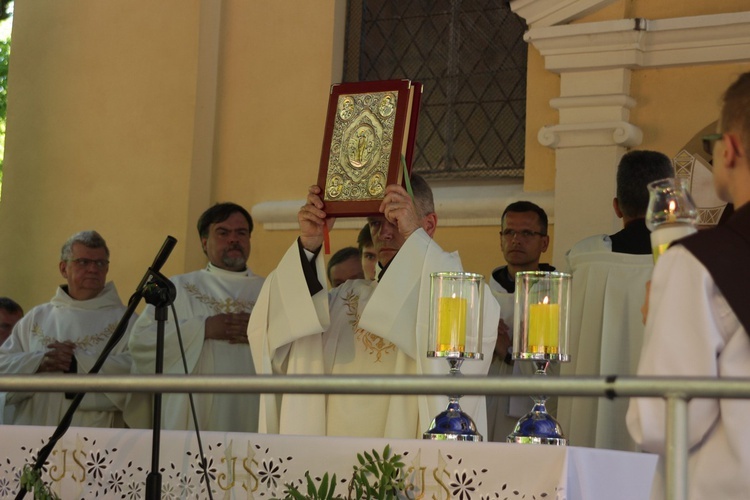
[486,268,530,442]
[126,264,264,432]
[248,229,499,439]
[627,246,750,500]
[0,282,133,427]
[557,235,653,451]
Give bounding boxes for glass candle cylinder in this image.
[513,271,570,362]
[646,177,698,262]
[427,272,484,357]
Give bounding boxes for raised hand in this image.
[298,185,336,252]
[378,184,421,239]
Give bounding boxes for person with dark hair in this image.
[0,231,135,427]
[612,150,675,254]
[197,202,254,241]
[356,223,377,280]
[0,297,23,345]
[326,246,364,288]
[127,202,264,432]
[248,174,498,439]
[627,72,750,500]
[557,150,675,452]
[486,200,554,442]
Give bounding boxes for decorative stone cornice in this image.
[510,0,618,29]
[252,184,554,229]
[549,94,636,111]
[525,12,750,73]
[537,121,642,148]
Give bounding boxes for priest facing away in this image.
[248,174,499,439]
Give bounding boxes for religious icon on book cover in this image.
[317,80,422,217]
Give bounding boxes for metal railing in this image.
[3,373,749,500]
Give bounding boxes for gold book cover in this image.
[316,79,422,217]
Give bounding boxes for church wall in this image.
[0,0,748,311]
[524,0,750,266]
[208,0,341,278]
[0,1,343,310]
[0,1,205,310]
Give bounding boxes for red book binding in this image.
[316,79,423,217]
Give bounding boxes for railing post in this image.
[665,395,688,500]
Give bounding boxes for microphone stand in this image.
[14,236,177,500]
[142,272,176,500]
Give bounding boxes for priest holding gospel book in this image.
[247,174,499,439]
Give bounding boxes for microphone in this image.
[135,236,178,293]
[150,236,178,274]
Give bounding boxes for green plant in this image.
[20,464,61,500]
[348,446,407,499]
[284,471,340,500]
[282,445,407,500]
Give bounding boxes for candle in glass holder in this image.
[528,298,559,354]
[437,295,467,352]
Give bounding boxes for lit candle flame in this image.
[542,295,549,305]
[667,200,677,223]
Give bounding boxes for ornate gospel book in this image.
[316,79,423,217]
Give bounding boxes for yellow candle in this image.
[437,296,467,352]
[652,243,670,263]
[528,302,559,354]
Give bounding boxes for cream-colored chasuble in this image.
[127,264,264,433]
[249,229,499,439]
[0,282,134,427]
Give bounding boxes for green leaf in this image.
[318,472,329,498]
[326,473,337,498]
[306,477,317,496]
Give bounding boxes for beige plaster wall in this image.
[0,0,747,311]
[630,65,750,156]
[201,0,340,277]
[583,0,749,22]
[0,0,341,310]
[0,1,205,311]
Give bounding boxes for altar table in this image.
[0,425,657,499]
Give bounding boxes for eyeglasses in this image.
[69,258,109,269]
[702,133,723,156]
[500,229,546,240]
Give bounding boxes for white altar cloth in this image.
[0,425,657,499]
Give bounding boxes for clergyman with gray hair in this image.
[0,230,136,427]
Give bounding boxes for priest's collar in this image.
[206,262,250,276]
[492,266,515,292]
[54,281,121,309]
[376,259,392,282]
[493,263,556,293]
[59,281,113,301]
